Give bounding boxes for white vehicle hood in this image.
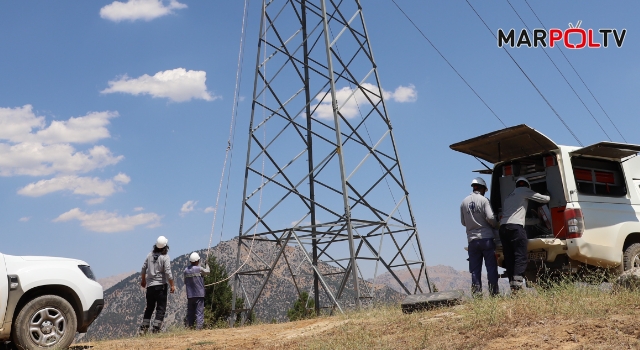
[20,256,85,263]
[3,254,88,271]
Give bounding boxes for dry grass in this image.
[79,281,640,349]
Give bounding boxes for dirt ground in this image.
[473,315,640,350]
[76,318,347,349]
[76,310,640,350]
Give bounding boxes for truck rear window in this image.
[571,157,626,196]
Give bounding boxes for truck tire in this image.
[12,295,77,350]
[623,243,640,271]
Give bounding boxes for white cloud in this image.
[17,173,131,197]
[180,200,197,216]
[86,198,106,205]
[113,172,131,184]
[134,207,144,211]
[313,83,417,120]
[19,217,30,222]
[204,206,215,213]
[101,68,218,102]
[100,0,187,22]
[53,208,162,233]
[0,105,44,142]
[0,143,123,177]
[0,106,117,144]
[0,106,122,177]
[386,84,417,103]
[28,111,117,144]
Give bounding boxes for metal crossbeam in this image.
[232,0,431,323]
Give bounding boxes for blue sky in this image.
[0,0,638,279]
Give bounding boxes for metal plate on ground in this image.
[401,290,465,313]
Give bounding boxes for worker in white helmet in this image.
[499,177,550,292]
[460,177,499,297]
[184,252,210,330]
[139,236,175,334]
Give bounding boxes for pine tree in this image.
[287,291,315,321]
[203,255,254,327]
[203,255,232,327]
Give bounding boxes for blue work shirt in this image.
[184,264,210,298]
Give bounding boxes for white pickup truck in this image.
[0,253,103,349]
[452,125,640,282]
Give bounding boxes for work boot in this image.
[151,326,162,334]
[471,284,483,299]
[137,325,149,336]
[488,283,500,297]
[509,276,524,296]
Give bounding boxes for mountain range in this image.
[82,239,493,340]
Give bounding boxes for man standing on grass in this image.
[460,177,500,297]
[184,252,210,330]
[500,177,550,292]
[140,236,176,334]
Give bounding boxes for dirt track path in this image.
[78,304,640,349]
[78,317,344,349]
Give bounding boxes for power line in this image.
[465,0,583,146]
[523,0,628,143]
[390,0,507,128]
[506,0,611,141]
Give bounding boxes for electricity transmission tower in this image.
[232,0,431,322]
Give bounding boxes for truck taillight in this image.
[544,155,556,167]
[564,208,584,239]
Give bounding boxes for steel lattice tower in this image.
[232,0,431,322]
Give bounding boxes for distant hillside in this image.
[96,271,135,290]
[82,239,403,340]
[374,264,510,295]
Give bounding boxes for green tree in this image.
[203,255,254,327]
[232,297,256,326]
[287,291,315,321]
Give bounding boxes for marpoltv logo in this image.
[498,21,626,49]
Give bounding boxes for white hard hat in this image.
[470,177,487,188]
[189,252,201,263]
[515,177,530,187]
[156,236,168,249]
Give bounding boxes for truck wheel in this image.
[12,295,77,350]
[623,243,640,271]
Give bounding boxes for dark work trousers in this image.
[468,238,499,296]
[142,284,168,330]
[499,224,528,290]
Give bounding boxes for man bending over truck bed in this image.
[500,177,550,292]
